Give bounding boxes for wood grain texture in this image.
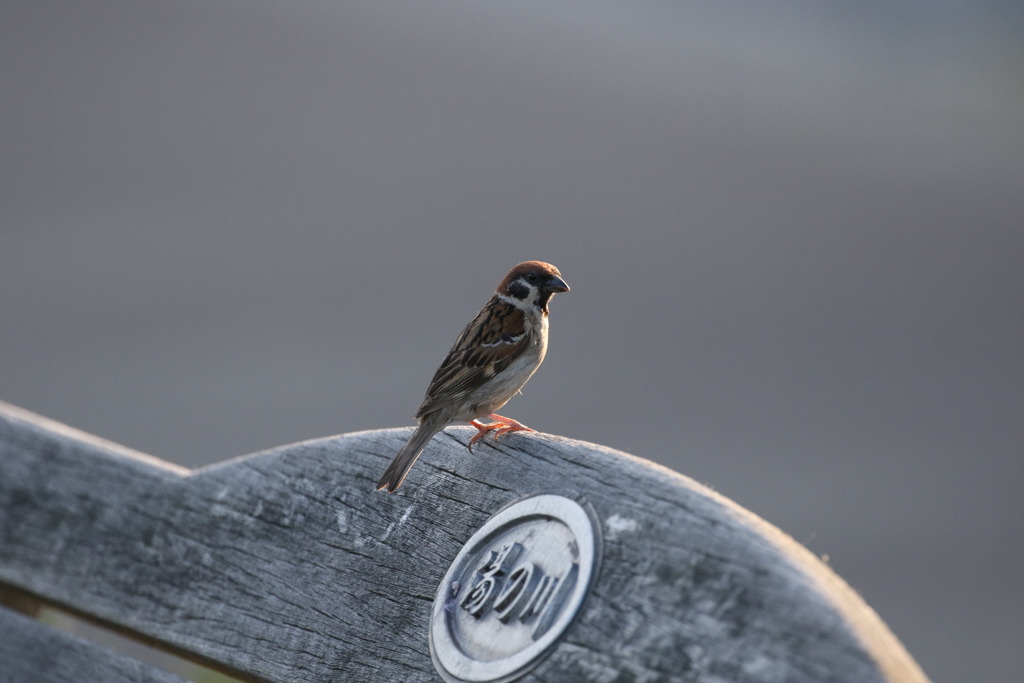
[0,607,188,683]
[0,401,930,683]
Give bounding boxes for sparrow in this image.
[376,261,570,493]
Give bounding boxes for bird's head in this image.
[497,261,569,314]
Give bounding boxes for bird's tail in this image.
[376,417,445,493]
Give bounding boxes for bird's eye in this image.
[526,272,538,283]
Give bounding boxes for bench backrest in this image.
[0,402,929,682]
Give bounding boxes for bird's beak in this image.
[545,276,570,293]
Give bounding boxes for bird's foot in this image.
[467,415,534,451]
[468,420,502,452]
[487,414,534,440]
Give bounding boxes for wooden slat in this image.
[0,401,930,682]
[0,607,188,683]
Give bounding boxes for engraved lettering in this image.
[493,562,540,623]
[532,562,578,640]
[460,543,522,618]
[457,544,580,639]
[431,495,599,683]
[518,573,559,623]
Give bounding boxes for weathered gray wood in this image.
[0,400,930,683]
[0,606,188,683]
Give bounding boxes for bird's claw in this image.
[468,420,501,452]
[468,416,534,452]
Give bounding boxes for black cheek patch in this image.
[507,281,529,300]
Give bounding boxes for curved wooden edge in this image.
[710,490,926,683]
[0,400,190,476]
[0,401,931,683]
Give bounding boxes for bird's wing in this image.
[415,296,531,418]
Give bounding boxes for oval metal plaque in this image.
[430,493,601,683]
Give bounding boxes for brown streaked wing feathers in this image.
[415,297,530,418]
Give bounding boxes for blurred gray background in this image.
[2,1,1022,681]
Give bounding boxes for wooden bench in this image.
[0,400,930,682]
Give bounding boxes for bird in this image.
[376,261,570,493]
